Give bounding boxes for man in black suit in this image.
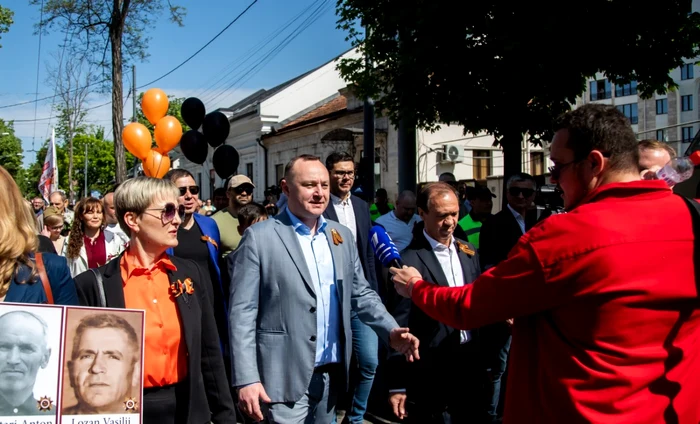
[322,152,379,424]
[386,182,488,423]
[478,172,537,423]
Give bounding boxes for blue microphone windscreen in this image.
[369,226,401,267]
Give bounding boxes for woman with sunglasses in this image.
[73,177,236,424]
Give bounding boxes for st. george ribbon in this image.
[369,225,404,269]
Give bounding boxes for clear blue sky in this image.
[0,0,354,166]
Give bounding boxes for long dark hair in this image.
[66,197,104,259]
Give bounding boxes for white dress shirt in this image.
[375,211,422,252]
[331,193,357,240]
[423,230,471,343]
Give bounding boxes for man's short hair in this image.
[506,172,537,190]
[49,191,67,202]
[237,202,268,228]
[284,154,322,181]
[71,314,139,363]
[0,311,49,348]
[417,183,456,213]
[163,169,195,183]
[325,152,355,170]
[554,104,639,172]
[639,139,677,160]
[114,177,179,238]
[438,172,457,182]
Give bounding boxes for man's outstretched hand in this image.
[389,265,423,298]
[389,327,420,362]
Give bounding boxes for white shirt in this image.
[330,193,357,240]
[423,230,470,344]
[507,204,526,235]
[375,211,422,252]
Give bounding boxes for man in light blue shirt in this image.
[229,154,420,424]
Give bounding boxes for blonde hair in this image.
[115,177,180,237]
[0,166,39,295]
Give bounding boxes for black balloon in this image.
[181,97,206,130]
[212,145,239,179]
[179,130,209,165]
[202,111,230,147]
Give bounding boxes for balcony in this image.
[590,91,612,101]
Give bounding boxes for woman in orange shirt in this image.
[74,177,236,424]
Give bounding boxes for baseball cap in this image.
[472,185,496,199]
[228,175,255,189]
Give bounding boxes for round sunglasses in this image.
[143,203,186,224]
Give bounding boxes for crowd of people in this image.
[0,103,698,424]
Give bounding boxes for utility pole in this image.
[84,143,88,198]
[397,28,417,193]
[362,24,376,200]
[131,65,138,178]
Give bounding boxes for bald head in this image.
[103,192,117,225]
[395,190,417,222]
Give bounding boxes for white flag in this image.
[39,127,59,202]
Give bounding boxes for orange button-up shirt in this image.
[121,251,188,388]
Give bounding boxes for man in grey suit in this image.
[229,154,420,424]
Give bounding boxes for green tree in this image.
[26,128,136,200]
[0,119,25,192]
[31,0,186,184]
[0,5,13,48]
[336,0,700,187]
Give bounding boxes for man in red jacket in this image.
[391,104,700,424]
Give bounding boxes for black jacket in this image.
[74,254,236,424]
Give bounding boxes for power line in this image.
[31,0,45,152]
[137,0,259,89]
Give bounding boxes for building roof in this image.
[280,95,348,130]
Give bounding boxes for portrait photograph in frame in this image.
[0,302,64,423]
[59,307,145,424]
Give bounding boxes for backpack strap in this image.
[35,253,54,304]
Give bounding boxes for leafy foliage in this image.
[0,119,25,192]
[336,0,700,176]
[25,129,136,200]
[0,5,13,48]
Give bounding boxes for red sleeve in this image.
[411,239,559,330]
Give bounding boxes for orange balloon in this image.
[142,88,169,125]
[142,161,153,177]
[144,149,171,179]
[154,116,183,154]
[122,122,152,160]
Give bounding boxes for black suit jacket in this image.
[323,194,378,291]
[73,254,236,424]
[478,206,538,270]
[386,231,482,391]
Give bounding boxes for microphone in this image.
[369,225,404,269]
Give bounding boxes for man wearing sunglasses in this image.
[212,175,255,260]
[389,104,700,423]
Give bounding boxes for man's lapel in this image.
[414,233,450,287]
[351,195,367,246]
[323,223,345,304]
[323,202,339,222]
[274,213,316,297]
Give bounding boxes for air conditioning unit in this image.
[441,144,464,163]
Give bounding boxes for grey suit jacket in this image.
[228,210,399,403]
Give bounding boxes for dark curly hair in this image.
[66,197,105,259]
[553,104,639,172]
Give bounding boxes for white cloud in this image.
[1,87,257,166]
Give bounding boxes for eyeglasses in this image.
[333,170,355,178]
[232,185,254,194]
[548,161,576,181]
[143,203,185,224]
[178,185,200,196]
[508,187,535,197]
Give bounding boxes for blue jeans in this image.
[346,312,379,423]
[488,334,511,422]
